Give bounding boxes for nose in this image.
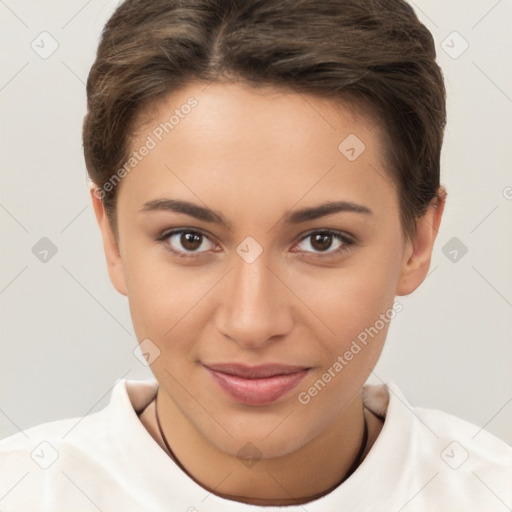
[214,254,294,349]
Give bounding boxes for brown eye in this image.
[310,233,334,251]
[160,229,215,257]
[180,232,203,251]
[293,230,354,257]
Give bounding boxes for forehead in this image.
[121,81,397,218]
[133,80,380,155]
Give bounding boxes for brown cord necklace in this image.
[152,391,369,503]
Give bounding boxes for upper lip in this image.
[204,363,309,379]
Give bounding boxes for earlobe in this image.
[89,186,128,296]
[396,187,447,296]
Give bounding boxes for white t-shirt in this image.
[1,378,510,511]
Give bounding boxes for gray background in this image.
[1,0,511,445]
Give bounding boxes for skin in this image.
[91,81,445,505]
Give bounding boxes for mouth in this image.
[203,363,310,406]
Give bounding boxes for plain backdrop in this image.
[1,0,511,445]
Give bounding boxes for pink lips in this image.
[204,363,309,406]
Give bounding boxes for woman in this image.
[1,0,510,510]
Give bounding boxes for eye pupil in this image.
[311,233,332,251]
[181,232,202,250]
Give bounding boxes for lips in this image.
[204,363,310,405]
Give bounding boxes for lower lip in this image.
[206,367,309,406]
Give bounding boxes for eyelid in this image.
[157,227,355,259]
[297,228,354,244]
[157,227,218,246]
[291,229,355,255]
[157,228,219,258]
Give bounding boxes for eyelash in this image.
[156,228,355,261]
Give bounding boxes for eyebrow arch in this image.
[283,201,373,224]
[140,198,373,230]
[140,199,233,230]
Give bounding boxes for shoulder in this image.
[0,407,113,473]
[365,381,512,461]
[361,381,512,510]
[0,410,115,510]
[0,378,157,456]
[414,403,512,509]
[406,387,512,465]
[0,378,118,454]
[0,379,161,510]
[413,402,512,472]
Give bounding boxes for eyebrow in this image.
[140,198,373,229]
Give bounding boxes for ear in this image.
[89,185,127,296]
[396,187,447,296]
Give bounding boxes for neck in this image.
[140,388,380,506]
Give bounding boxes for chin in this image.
[208,411,321,460]
[214,432,305,461]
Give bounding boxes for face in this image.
[92,81,442,459]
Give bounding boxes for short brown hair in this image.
[83,0,446,241]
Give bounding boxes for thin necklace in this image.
[154,391,369,502]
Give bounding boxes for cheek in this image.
[122,223,403,355]
[293,249,401,346]
[293,255,400,422]
[121,243,214,343]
